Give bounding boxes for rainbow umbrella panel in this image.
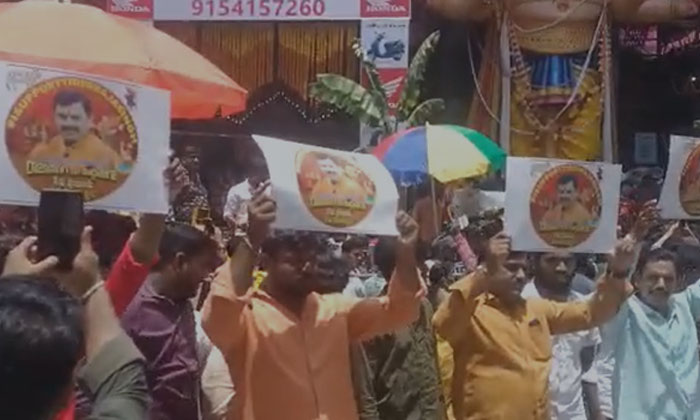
[373,125,506,185]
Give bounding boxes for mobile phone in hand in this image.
[38,190,84,271]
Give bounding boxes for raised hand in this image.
[164,156,188,204]
[396,211,419,249]
[630,200,659,242]
[96,115,121,141]
[119,140,135,164]
[247,180,276,249]
[608,235,638,278]
[2,236,58,277]
[23,122,48,143]
[51,227,100,298]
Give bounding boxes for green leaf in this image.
[352,39,392,130]
[397,31,441,121]
[351,39,385,102]
[309,74,391,132]
[406,98,445,127]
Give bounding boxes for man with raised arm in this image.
[433,231,636,420]
[202,182,425,420]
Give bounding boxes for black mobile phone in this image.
[38,190,84,271]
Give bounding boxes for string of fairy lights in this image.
[225,90,339,125]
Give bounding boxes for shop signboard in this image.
[154,0,410,21]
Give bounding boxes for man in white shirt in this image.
[449,180,505,219]
[223,157,266,235]
[593,340,615,420]
[522,252,602,420]
[192,309,236,420]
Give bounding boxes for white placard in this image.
[660,135,700,219]
[253,135,399,235]
[154,0,411,21]
[361,19,409,69]
[504,157,621,253]
[0,62,170,214]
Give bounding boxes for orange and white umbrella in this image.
[0,2,247,119]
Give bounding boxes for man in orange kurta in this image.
[433,232,634,420]
[202,182,424,420]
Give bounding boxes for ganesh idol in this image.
[427,0,700,161]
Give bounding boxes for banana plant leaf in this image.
[309,73,391,133]
[397,31,441,121]
[352,40,386,105]
[352,39,392,131]
[406,98,445,126]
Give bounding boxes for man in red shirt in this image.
[57,157,188,420]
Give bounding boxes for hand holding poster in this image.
[0,61,170,213]
[253,135,399,235]
[660,135,700,219]
[505,157,621,253]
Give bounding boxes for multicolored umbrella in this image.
[373,124,506,185]
[0,2,247,119]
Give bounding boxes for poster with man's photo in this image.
[253,135,399,235]
[660,135,700,219]
[0,61,170,213]
[505,157,622,253]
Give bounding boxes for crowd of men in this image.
[2,150,700,420]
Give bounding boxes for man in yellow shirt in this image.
[28,90,122,170]
[540,175,594,230]
[433,232,635,420]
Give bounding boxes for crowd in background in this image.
[3,142,700,420]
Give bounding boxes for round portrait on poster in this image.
[296,151,377,228]
[530,165,602,248]
[5,77,139,201]
[679,144,700,216]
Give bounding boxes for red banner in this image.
[362,68,407,112]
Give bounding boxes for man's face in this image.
[490,253,529,304]
[267,242,319,296]
[557,181,577,207]
[174,252,216,299]
[537,252,576,291]
[313,255,350,294]
[181,146,200,172]
[345,248,363,269]
[636,260,677,313]
[54,102,91,144]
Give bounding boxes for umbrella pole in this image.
[431,177,439,237]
